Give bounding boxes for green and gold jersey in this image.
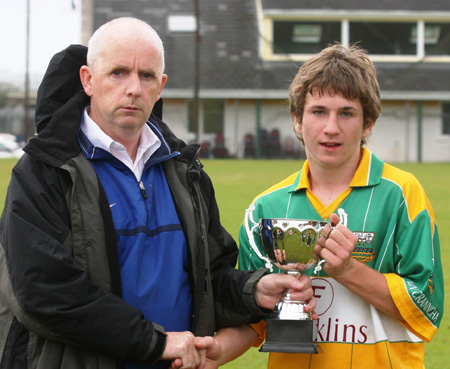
[238,148,443,369]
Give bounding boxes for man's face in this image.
[293,90,373,171]
[81,35,167,141]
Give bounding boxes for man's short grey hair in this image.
[87,17,165,72]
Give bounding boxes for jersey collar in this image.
[291,147,384,193]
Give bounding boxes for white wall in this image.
[160,100,196,143]
[369,101,450,163]
[421,103,450,162]
[368,101,417,162]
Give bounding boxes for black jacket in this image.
[0,45,267,369]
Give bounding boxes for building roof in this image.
[261,0,450,11]
[92,0,450,100]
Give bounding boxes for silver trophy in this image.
[257,218,328,353]
[244,205,347,354]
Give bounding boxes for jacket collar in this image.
[78,116,180,166]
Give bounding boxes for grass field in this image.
[0,158,448,368]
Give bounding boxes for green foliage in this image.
[0,158,448,368]
[0,159,16,212]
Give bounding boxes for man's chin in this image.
[116,116,148,129]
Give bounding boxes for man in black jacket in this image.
[0,17,315,369]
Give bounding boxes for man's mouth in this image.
[121,106,140,112]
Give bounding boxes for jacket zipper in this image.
[138,180,148,199]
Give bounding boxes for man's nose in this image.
[126,73,142,96]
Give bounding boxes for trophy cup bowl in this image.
[258,218,329,354]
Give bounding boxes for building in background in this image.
[76,1,450,161]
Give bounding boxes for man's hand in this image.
[254,273,317,317]
[163,331,212,369]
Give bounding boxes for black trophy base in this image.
[260,319,318,354]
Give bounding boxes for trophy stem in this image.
[275,271,311,320]
[282,271,300,304]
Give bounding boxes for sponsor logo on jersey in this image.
[313,278,369,343]
[352,232,375,263]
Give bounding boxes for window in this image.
[350,22,416,55]
[410,24,440,45]
[188,100,224,134]
[443,103,450,135]
[424,23,450,56]
[292,24,322,43]
[168,15,196,32]
[273,21,340,54]
[264,16,450,61]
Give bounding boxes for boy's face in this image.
[293,90,373,172]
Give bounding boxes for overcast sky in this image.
[0,0,82,89]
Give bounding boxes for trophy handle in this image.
[244,204,274,271]
[313,208,348,275]
[338,208,348,227]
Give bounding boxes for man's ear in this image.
[79,66,93,97]
[156,74,167,100]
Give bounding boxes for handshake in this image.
[163,273,316,369]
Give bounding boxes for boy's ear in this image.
[292,113,302,135]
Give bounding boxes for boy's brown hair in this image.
[289,44,381,144]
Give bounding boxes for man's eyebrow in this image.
[111,65,157,74]
[139,68,157,75]
[109,65,131,72]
